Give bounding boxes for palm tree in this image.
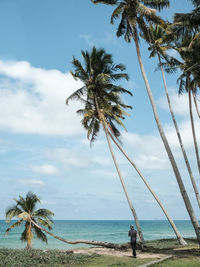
[92,0,200,243]
[5,192,54,249]
[168,31,200,177]
[174,0,200,47]
[66,46,145,245]
[177,60,200,177]
[141,24,200,210]
[174,6,200,177]
[107,131,187,245]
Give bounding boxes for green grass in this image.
[144,238,200,267]
[151,257,200,267]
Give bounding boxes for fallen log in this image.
[31,220,142,250]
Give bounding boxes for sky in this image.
[0,0,199,221]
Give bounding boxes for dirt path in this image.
[74,247,167,259]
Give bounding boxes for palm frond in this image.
[33,226,48,243]
[5,206,23,223]
[111,4,124,24]
[37,217,53,230]
[141,0,170,11]
[5,220,23,235]
[92,0,118,5]
[32,209,54,218]
[66,86,87,105]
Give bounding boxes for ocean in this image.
[0,220,196,249]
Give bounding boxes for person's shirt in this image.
[128,229,137,242]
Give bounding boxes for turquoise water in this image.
[0,220,196,249]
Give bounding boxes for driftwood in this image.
[31,220,142,250]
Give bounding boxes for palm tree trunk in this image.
[158,53,200,210]
[193,91,200,119]
[129,23,200,244]
[102,116,144,245]
[189,86,200,175]
[94,96,145,246]
[108,129,187,246]
[26,221,32,249]
[30,220,131,249]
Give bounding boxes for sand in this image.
[74,247,166,259]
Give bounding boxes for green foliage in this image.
[67,46,132,145]
[92,0,169,42]
[0,249,150,267]
[0,249,99,267]
[5,192,54,248]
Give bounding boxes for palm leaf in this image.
[33,225,47,243]
[141,0,170,11]
[5,206,23,223]
[5,219,23,235]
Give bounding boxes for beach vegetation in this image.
[5,191,54,249]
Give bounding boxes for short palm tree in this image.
[66,46,145,245]
[92,0,200,244]
[5,192,54,249]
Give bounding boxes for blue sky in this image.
[0,0,199,221]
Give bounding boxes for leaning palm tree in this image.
[176,56,200,177]
[141,24,200,210]
[106,128,186,245]
[5,192,54,249]
[66,46,145,245]
[172,14,200,177]
[92,0,200,243]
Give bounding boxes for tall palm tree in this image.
[5,192,54,249]
[174,6,200,177]
[66,46,145,245]
[107,131,187,245]
[141,24,200,210]
[168,31,200,177]
[92,0,200,243]
[177,62,200,177]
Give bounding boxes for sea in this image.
[0,220,196,249]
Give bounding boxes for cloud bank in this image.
[0,60,84,136]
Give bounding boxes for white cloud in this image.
[157,88,200,149]
[0,59,84,136]
[122,132,170,170]
[41,200,56,205]
[30,164,59,176]
[158,88,189,116]
[18,179,44,186]
[80,32,122,48]
[119,88,200,171]
[45,148,90,169]
[80,34,95,47]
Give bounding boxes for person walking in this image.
[128,225,137,258]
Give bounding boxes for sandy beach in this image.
[74,247,167,259]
